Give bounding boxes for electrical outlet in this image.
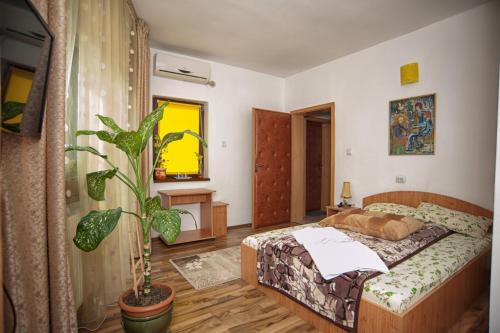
[395,175,406,184]
[221,141,227,148]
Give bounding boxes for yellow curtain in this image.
[157,101,201,174]
[65,0,138,329]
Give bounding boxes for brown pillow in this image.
[319,208,424,241]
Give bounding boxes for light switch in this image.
[346,148,352,156]
[221,141,227,148]
[395,175,406,184]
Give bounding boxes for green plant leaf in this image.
[151,209,181,244]
[1,122,20,133]
[64,144,107,158]
[159,130,207,153]
[96,115,123,134]
[73,208,122,252]
[114,131,142,157]
[137,104,166,152]
[172,208,198,229]
[76,130,96,136]
[160,132,184,148]
[184,130,208,148]
[86,169,117,201]
[145,196,162,217]
[2,101,25,121]
[76,130,116,144]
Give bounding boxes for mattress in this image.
[242,223,491,314]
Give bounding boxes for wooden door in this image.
[252,109,291,228]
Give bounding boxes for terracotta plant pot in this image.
[118,282,175,333]
[154,168,167,181]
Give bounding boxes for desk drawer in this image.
[170,194,208,205]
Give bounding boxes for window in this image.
[153,97,207,182]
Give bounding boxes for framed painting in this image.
[389,94,435,155]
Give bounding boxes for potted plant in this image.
[65,103,206,333]
[153,133,167,181]
[194,152,204,178]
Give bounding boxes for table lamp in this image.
[340,181,352,207]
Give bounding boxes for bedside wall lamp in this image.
[340,181,352,207]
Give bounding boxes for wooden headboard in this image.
[362,191,493,219]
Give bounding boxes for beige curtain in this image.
[1,0,78,332]
[65,0,138,329]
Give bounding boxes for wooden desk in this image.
[158,188,216,245]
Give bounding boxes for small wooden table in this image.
[212,201,229,237]
[326,205,356,216]
[158,188,216,245]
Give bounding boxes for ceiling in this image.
[133,0,489,77]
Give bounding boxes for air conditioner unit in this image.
[154,53,213,86]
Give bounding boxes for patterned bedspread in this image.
[257,224,452,332]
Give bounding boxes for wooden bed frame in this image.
[241,191,492,333]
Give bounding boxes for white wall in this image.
[150,48,285,230]
[491,68,500,332]
[285,1,500,209]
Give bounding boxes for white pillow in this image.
[364,203,417,217]
[414,202,492,238]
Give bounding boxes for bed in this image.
[240,191,492,333]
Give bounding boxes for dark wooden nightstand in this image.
[326,205,356,216]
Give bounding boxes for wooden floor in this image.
[92,224,489,333]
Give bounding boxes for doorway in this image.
[290,103,335,223]
[305,113,331,220]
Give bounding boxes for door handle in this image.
[255,163,264,172]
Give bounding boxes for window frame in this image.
[152,95,209,182]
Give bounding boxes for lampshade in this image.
[341,182,352,199]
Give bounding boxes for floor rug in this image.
[169,246,241,290]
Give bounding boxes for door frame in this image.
[290,102,335,222]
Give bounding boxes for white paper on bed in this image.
[292,227,389,280]
[292,226,352,245]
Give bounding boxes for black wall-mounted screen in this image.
[0,0,54,137]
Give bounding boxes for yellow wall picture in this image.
[400,63,419,85]
[156,100,201,175]
[2,66,34,133]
